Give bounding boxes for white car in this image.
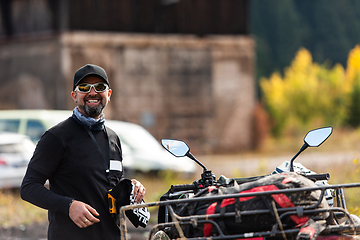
[0,132,36,188]
[0,110,197,176]
[105,120,197,175]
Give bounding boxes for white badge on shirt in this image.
[109,160,122,172]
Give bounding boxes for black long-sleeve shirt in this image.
[21,117,123,240]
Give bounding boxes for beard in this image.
[83,103,104,118]
[79,95,105,118]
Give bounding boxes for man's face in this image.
[71,76,112,119]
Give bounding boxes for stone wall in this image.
[0,32,256,153]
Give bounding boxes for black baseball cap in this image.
[73,64,110,90]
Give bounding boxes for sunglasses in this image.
[75,83,109,93]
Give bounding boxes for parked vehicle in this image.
[119,127,360,240]
[0,132,36,188]
[0,110,196,175]
[105,120,196,175]
[0,109,70,143]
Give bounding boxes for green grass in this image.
[3,165,360,227]
[327,159,360,216]
[2,167,360,227]
[0,189,47,228]
[0,172,188,227]
[2,127,360,227]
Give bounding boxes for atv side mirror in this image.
[290,126,332,172]
[161,139,208,171]
[161,139,189,157]
[304,126,333,147]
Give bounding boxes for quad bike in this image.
[119,127,360,240]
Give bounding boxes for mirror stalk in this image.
[186,152,207,171]
[289,143,308,172]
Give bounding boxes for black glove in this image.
[108,179,150,228]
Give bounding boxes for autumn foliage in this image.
[260,46,360,136]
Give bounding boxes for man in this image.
[21,64,146,240]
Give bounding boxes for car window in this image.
[26,120,46,142]
[0,119,20,133]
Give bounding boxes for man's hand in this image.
[69,200,100,228]
[131,179,146,203]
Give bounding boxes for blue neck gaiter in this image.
[72,107,105,131]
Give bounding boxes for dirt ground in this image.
[0,219,150,240]
[0,222,47,240]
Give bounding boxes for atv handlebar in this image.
[170,172,330,193]
[171,184,197,193]
[304,173,330,181]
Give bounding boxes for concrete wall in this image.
[0,32,256,153]
[0,36,65,109]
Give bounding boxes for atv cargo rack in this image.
[120,182,360,240]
